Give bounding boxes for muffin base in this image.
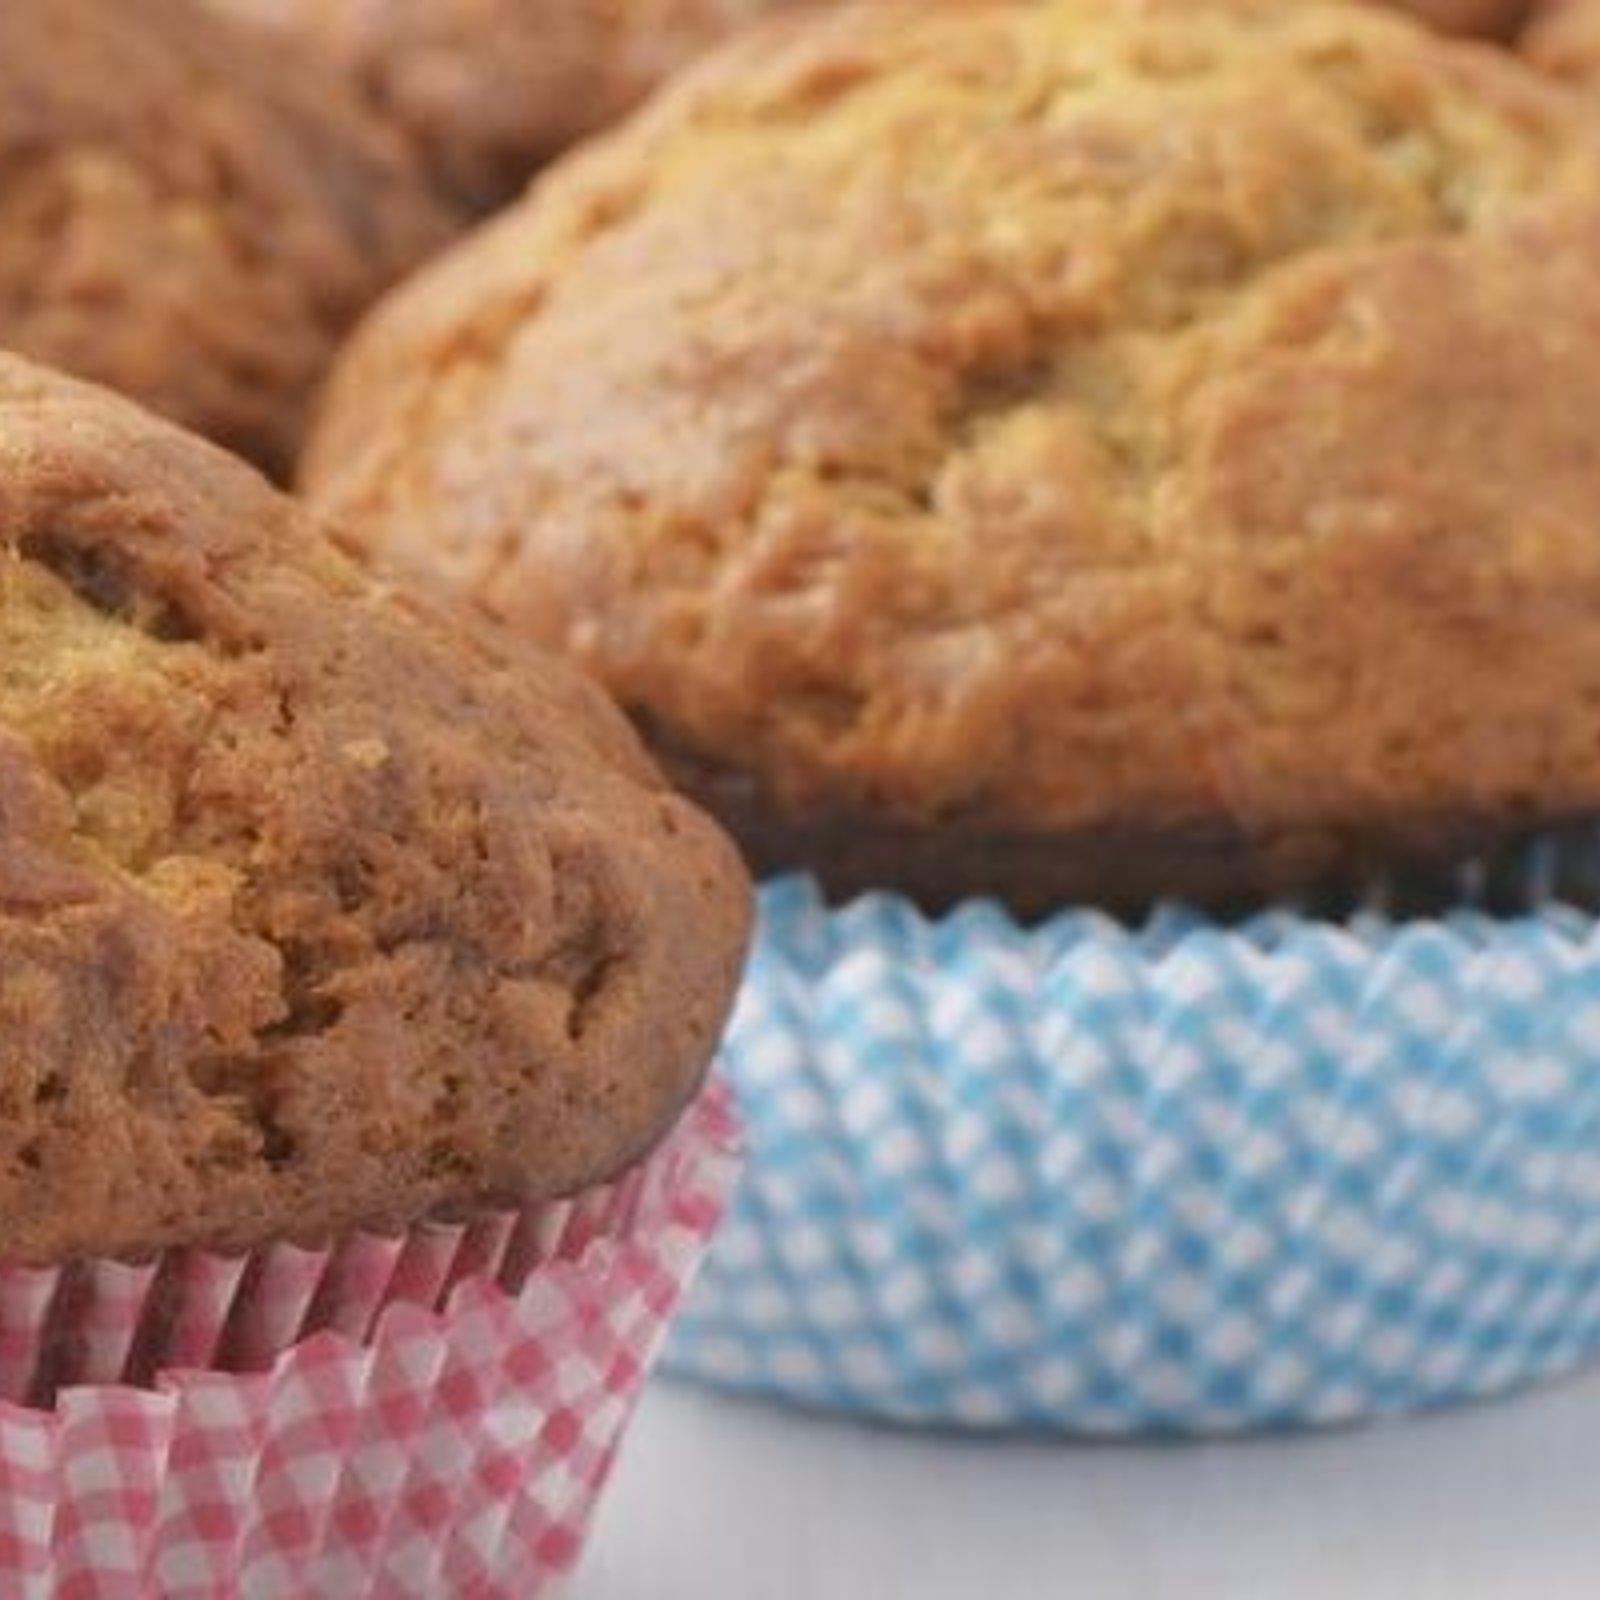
[668,874,1600,1432]
[0,1084,739,1596]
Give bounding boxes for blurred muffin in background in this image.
[206,0,828,210]
[0,0,450,478]
[306,0,1600,918]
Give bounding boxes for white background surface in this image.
[582,1370,1600,1598]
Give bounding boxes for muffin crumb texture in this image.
[0,356,749,1265]
[309,0,1600,912]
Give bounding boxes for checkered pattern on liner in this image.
[668,877,1600,1433]
[0,1085,739,1599]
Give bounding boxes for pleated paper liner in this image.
[667,846,1600,1434]
[0,1081,739,1599]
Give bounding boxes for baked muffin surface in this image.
[0,0,450,477]
[308,0,1600,912]
[0,355,749,1264]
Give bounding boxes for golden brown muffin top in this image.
[307,0,1600,898]
[209,0,823,209]
[0,355,749,1265]
[0,0,451,478]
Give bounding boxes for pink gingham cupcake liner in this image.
[0,1081,739,1599]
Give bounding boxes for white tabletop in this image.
[582,1369,1600,1598]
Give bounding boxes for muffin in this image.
[305,0,1600,1436]
[307,0,1600,920]
[0,0,451,479]
[0,351,747,1262]
[1523,0,1600,79]
[0,353,747,1582]
[206,0,825,209]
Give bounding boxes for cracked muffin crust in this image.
[0,355,749,1265]
[0,0,451,479]
[306,0,1600,915]
[207,0,824,210]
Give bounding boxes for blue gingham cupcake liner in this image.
[666,853,1600,1433]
